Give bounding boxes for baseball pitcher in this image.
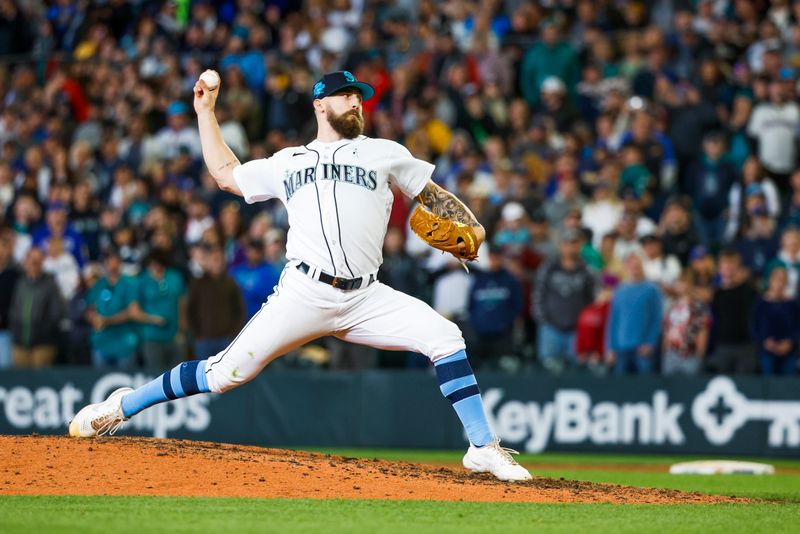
[69,70,531,482]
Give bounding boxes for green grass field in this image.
[2,450,799,533]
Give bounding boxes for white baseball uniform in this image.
[204,135,465,393]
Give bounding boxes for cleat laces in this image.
[485,441,521,465]
[91,409,126,436]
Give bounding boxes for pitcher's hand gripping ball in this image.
[199,70,220,90]
[410,205,479,261]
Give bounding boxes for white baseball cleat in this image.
[463,440,532,482]
[68,387,133,438]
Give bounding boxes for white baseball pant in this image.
[204,262,465,393]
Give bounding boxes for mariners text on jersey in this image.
[284,164,379,200]
[232,135,434,278]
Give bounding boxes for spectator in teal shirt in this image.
[85,249,139,369]
[520,20,580,107]
[130,250,186,369]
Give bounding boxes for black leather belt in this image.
[296,262,376,290]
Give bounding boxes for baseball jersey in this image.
[233,136,434,278]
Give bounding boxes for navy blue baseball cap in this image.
[312,70,375,101]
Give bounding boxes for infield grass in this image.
[0,496,798,534]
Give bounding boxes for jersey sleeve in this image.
[232,157,282,204]
[388,143,435,199]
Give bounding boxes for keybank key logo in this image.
[692,376,800,447]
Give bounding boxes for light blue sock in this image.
[434,350,494,447]
[121,360,210,418]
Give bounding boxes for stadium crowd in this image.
[0,0,799,376]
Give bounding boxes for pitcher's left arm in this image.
[417,181,486,242]
[411,180,485,260]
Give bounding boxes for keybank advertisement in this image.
[482,376,799,455]
[0,370,797,456]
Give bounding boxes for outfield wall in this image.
[0,369,798,457]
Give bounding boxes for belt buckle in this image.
[331,276,342,289]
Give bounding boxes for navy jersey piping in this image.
[332,142,356,278]
[304,144,337,276]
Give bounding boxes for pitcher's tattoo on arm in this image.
[217,159,239,172]
[417,181,480,227]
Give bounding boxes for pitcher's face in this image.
[323,89,365,139]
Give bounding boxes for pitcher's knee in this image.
[427,319,466,363]
[203,356,258,393]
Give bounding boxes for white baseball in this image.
[199,70,220,90]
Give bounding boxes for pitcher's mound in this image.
[0,435,745,504]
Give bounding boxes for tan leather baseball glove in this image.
[409,205,480,261]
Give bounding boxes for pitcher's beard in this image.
[326,108,364,138]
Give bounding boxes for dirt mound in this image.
[0,435,748,504]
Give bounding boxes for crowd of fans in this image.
[1,0,799,376]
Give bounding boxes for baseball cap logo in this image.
[312,71,375,101]
[313,81,326,98]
